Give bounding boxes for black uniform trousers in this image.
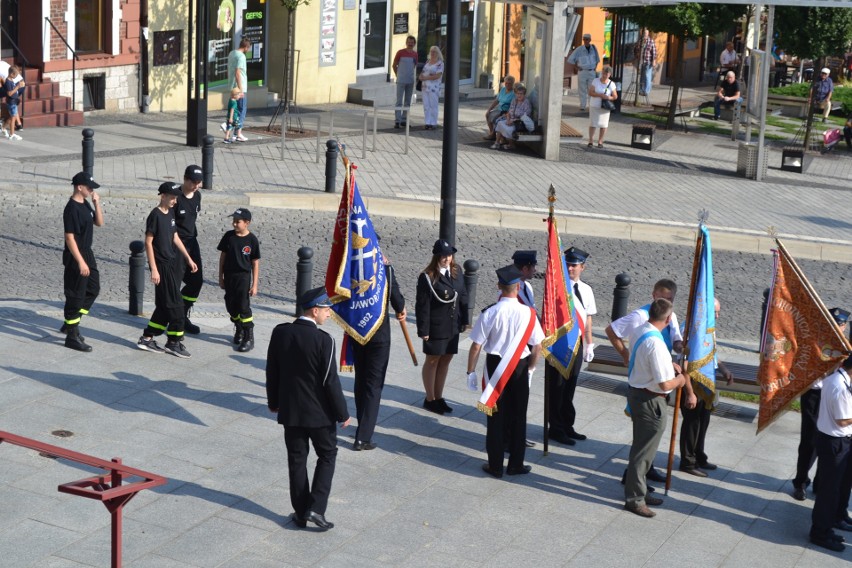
[180,237,203,304]
[547,340,582,437]
[679,396,712,469]
[811,432,852,538]
[224,272,253,329]
[794,388,822,488]
[352,339,390,443]
[145,257,184,338]
[63,248,100,327]
[284,424,338,517]
[485,353,530,472]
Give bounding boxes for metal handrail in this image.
[0,26,30,124]
[0,430,167,568]
[44,17,80,111]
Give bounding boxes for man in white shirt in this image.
[720,41,739,72]
[567,33,600,112]
[624,299,687,518]
[468,265,544,478]
[809,354,852,552]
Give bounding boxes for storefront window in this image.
[418,0,475,82]
[76,0,103,54]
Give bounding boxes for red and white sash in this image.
[477,307,537,416]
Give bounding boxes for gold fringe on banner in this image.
[477,402,497,416]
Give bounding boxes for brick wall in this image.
[49,0,69,61]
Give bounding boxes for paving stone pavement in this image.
[0,95,851,566]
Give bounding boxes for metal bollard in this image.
[611,272,631,322]
[82,128,95,177]
[463,259,480,326]
[202,135,215,190]
[129,240,146,316]
[295,246,314,317]
[325,140,338,193]
[760,287,770,343]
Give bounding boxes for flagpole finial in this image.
[697,209,709,225]
[766,226,778,238]
[548,184,556,204]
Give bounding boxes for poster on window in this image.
[319,0,337,67]
[208,0,236,85]
[242,0,265,83]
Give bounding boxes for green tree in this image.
[609,3,746,129]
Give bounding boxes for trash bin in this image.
[736,142,768,179]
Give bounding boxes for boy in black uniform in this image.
[217,208,261,352]
[175,165,204,334]
[61,172,104,352]
[137,182,199,358]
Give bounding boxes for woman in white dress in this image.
[588,65,618,148]
[420,46,444,130]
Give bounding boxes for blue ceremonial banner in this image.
[541,213,579,379]
[325,167,388,345]
[686,225,717,406]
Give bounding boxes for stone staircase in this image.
[20,66,84,128]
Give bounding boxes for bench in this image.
[514,120,581,144]
[766,94,842,118]
[586,344,760,395]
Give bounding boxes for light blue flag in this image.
[686,225,716,406]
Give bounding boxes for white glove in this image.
[466,371,479,392]
[583,343,596,363]
[527,367,535,388]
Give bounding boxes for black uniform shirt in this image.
[217,230,261,273]
[175,192,201,240]
[63,199,95,256]
[145,207,177,262]
[720,80,740,98]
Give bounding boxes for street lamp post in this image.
[187,0,209,147]
[438,1,460,247]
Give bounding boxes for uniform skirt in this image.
[589,106,611,128]
[423,333,460,356]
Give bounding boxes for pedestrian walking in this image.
[61,172,104,352]
[227,38,250,141]
[175,165,204,334]
[266,287,351,531]
[217,208,260,352]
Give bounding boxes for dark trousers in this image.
[352,340,390,443]
[680,397,711,468]
[811,432,852,538]
[844,126,852,149]
[145,257,184,338]
[63,249,99,327]
[794,388,821,488]
[284,424,338,517]
[180,237,203,304]
[485,354,530,472]
[625,387,667,506]
[547,344,581,436]
[224,272,253,329]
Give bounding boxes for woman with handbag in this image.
[588,65,618,148]
[493,83,533,150]
[420,46,444,130]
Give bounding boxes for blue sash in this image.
[639,305,672,351]
[625,328,665,417]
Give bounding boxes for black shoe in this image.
[238,328,254,352]
[506,465,532,475]
[353,440,377,451]
[835,520,852,532]
[828,532,846,543]
[697,461,718,471]
[550,431,576,446]
[567,431,587,441]
[482,463,503,479]
[292,513,307,528]
[438,398,453,413]
[394,122,401,129]
[184,319,200,335]
[65,330,92,352]
[233,325,244,345]
[646,467,667,483]
[59,322,70,333]
[423,398,445,415]
[810,535,844,552]
[792,484,807,501]
[679,466,709,478]
[305,511,334,530]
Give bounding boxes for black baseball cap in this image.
[158,182,182,196]
[72,172,100,189]
[184,165,203,182]
[229,208,252,221]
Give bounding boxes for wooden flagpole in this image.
[399,321,418,366]
[543,185,557,457]
[664,215,706,496]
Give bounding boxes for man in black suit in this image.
[266,287,351,531]
[351,252,406,450]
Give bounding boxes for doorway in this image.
[358,0,389,77]
[0,0,19,59]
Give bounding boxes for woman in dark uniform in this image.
[416,239,469,414]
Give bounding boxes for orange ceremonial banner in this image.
[756,240,852,433]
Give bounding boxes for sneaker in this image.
[230,136,237,143]
[223,138,232,144]
[165,341,192,359]
[490,143,500,149]
[10,134,21,141]
[236,135,248,142]
[137,336,165,353]
[219,122,228,133]
[1,127,8,138]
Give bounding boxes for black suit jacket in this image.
[266,319,349,428]
[415,269,469,339]
[370,264,406,344]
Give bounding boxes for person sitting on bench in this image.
[713,71,742,121]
